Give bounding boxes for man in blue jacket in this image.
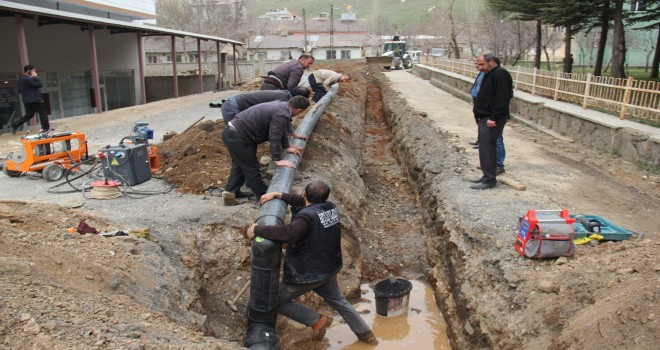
[247,180,378,345]
[11,65,51,134]
[470,54,513,190]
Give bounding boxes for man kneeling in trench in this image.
[247,180,378,345]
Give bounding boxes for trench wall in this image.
[370,66,524,349]
[411,64,660,167]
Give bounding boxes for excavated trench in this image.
[173,65,477,349]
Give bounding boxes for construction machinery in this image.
[97,122,159,186]
[366,35,413,70]
[2,129,89,182]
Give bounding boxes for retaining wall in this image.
[411,64,660,167]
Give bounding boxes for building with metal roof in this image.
[0,0,244,128]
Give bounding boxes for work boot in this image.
[468,177,485,183]
[470,182,497,190]
[10,124,18,135]
[311,315,333,341]
[357,331,379,345]
[469,140,479,146]
[496,167,505,175]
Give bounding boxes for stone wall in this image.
[411,64,660,167]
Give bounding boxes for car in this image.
[409,51,423,63]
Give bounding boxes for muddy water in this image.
[324,280,451,349]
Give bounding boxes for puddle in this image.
[324,280,451,349]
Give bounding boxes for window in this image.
[281,51,292,60]
[326,50,337,59]
[175,55,182,63]
[147,55,158,64]
[188,53,198,63]
[631,1,646,11]
[341,50,351,59]
[165,55,172,63]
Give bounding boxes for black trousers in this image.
[308,75,327,103]
[477,116,506,184]
[221,127,268,197]
[13,102,50,130]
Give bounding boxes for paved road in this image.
[382,69,658,235]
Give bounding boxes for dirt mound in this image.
[0,200,242,350]
[155,119,232,194]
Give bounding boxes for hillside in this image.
[245,0,485,31]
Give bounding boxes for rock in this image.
[221,191,237,206]
[555,257,569,265]
[20,313,32,321]
[616,267,635,275]
[536,278,557,293]
[23,318,41,335]
[259,156,272,166]
[464,320,474,335]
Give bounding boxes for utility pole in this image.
[303,8,308,52]
[330,4,334,58]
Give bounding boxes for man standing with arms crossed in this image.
[11,65,51,134]
[470,53,513,190]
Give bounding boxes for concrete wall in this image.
[145,75,216,102]
[411,64,660,167]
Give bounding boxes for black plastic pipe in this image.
[245,84,340,349]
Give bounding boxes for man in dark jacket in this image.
[221,96,309,199]
[218,87,310,140]
[11,65,51,134]
[247,180,378,345]
[470,53,513,190]
[261,54,315,92]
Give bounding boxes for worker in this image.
[11,65,51,134]
[308,69,351,103]
[218,88,311,140]
[261,54,315,92]
[221,96,310,200]
[469,53,513,190]
[247,180,379,345]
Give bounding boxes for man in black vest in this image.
[247,180,378,345]
[470,53,513,190]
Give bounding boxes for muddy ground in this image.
[0,61,658,350]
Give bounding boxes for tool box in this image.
[515,209,576,259]
[570,214,633,241]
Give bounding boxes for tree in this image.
[628,0,660,78]
[487,0,547,68]
[538,0,596,73]
[610,0,626,78]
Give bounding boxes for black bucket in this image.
[374,277,412,317]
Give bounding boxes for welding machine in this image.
[99,143,152,186]
[515,209,576,259]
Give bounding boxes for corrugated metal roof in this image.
[0,0,244,45]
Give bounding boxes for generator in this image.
[99,143,152,186]
[515,209,576,259]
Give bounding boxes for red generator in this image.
[515,209,576,259]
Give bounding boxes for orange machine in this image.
[2,130,89,182]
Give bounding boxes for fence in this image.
[426,58,660,123]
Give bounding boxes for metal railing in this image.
[426,58,660,123]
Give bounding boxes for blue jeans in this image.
[496,135,505,169]
[277,274,371,336]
